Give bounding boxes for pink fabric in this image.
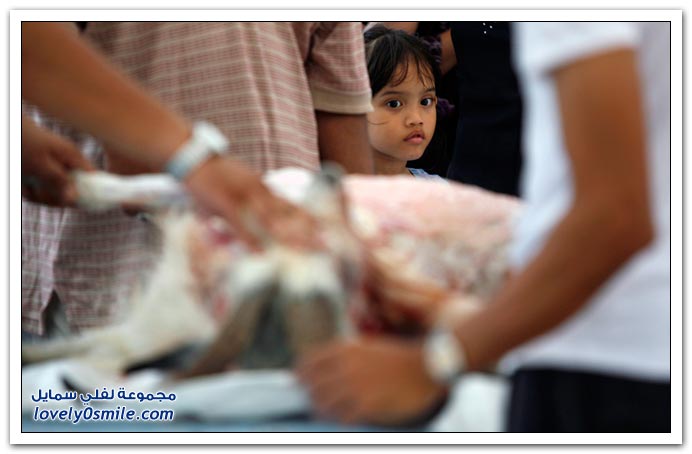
[85,22,372,172]
[22,22,372,335]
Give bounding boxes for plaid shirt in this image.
[22,22,372,334]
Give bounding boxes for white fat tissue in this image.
[24,167,522,372]
[73,171,189,210]
[22,167,520,426]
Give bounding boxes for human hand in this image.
[102,147,161,216]
[105,145,156,176]
[184,156,320,251]
[21,115,94,206]
[361,250,450,333]
[296,336,448,426]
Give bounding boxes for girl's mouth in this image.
[405,131,425,144]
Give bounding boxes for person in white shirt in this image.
[298,22,670,432]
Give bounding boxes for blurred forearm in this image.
[453,49,653,370]
[456,198,653,370]
[439,29,456,75]
[316,111,374,174]
[21,22,189,171]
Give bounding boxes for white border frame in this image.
[8,9,682,446]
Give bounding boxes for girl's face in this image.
[367,62,437,164]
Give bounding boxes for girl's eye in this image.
[421,97,436,107]
[386,100,402,109]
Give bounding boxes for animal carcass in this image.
[21,167,521,377]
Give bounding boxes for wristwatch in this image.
[164,121,229,181]
[423,327,467,385]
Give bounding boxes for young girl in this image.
[364,25,445,181]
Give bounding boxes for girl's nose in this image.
[406,110,424,126]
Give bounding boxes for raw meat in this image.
[22,168,521,377]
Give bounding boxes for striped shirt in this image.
[22,22,372,335]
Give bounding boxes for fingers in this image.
[295,342,346,407]
[264,197,322,250]
[52,137,94,172]
[218,200,264,251]
[22,182,68,207]
[311,387,367,426]
[185,157,321,251]
[22,118,93,207]
[50,140,94,205]
[297,338,439,426]
[296,342,366,424]
[300,367,356,422]
[365,252,449,330]
[296,341,345,378]
[241,177,321,250]
[22,158,76,206]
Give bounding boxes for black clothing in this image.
[507,368,671,432]
[447,22,523,196]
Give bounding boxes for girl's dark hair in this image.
[364,24,441,96]
[364,24,448,175]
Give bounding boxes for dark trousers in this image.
[507,368,671,432]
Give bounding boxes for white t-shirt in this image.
[500,22,670,381]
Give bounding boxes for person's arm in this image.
[297,48,653,426]
[438,29,456,75]
[308,23,374,175]
[453,48,653,369]
[21,22,318,249]
[315,111,374,174]
[21,22,189,170]
[21,114,94,206]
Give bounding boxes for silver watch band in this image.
[165,121,229,181]
[423,327,467,385]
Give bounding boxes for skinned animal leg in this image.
[175,283,277,379]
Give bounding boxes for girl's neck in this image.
[374,153,411,176]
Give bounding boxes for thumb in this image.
[35,157,80,206]
[52,138,94,171]
[61,180,79,206]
